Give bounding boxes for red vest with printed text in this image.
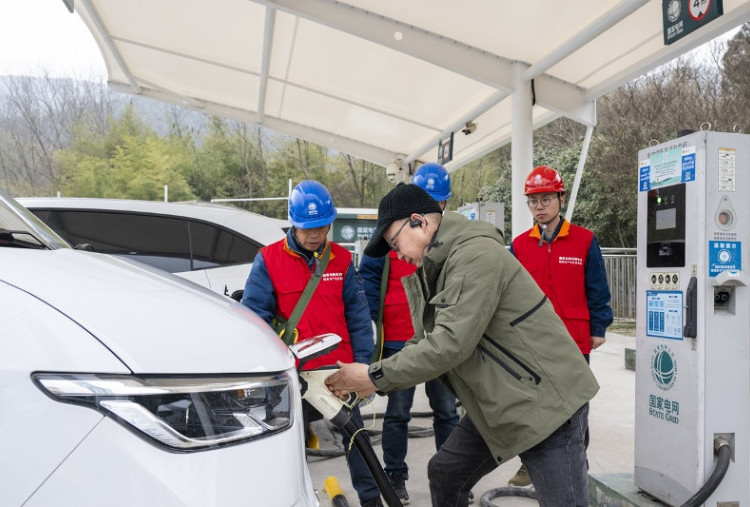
[382,251,418,344]
[512,220,594,354]
[262,239,353,370]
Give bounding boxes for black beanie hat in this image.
[364,183,442,257]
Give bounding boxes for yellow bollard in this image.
[323,475,349,507]
[306,423,320,449]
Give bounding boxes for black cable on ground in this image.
[681,437,732,507]
[363,425,434,438]
[479,486,537,506]
[306,447,347,459]
[305,425,432,458]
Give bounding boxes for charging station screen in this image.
[655,208,676,230]
[647,184,686,267]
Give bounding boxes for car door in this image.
[187,219,260,300]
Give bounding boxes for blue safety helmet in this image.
[288,180,337,229]
[412,163,451,202]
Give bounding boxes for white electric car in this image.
[18,197,288,301]
[0,191,317,506]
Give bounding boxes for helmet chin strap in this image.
[539,213,559,227]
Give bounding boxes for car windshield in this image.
[0,190,70,250]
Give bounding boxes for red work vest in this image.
[382,251,418,345]
[512,220,594,354]
[262,239,353,370]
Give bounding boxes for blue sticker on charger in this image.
[646,291,683,339]
[709,241,741,277]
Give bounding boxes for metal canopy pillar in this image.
[511,64,534,240]
[565,124,595,221]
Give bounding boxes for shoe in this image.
[387,473,410,505]
[360,497,384,507]
[508,463,532,487]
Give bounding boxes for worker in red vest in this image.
[242,180,383,507]
[508,165,613,487]
[359,163,459,504]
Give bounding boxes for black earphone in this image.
[410,217,422,227]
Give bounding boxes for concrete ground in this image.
[306,332,636,506]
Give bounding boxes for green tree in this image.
[329,153,391,208]
[722,22,750,132]
[56,104,195,200]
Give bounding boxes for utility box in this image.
[635,130,750,505]
[456,201,504,230]
[331,207,378,266]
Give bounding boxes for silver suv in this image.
[19,197,288,300]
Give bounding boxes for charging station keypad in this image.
[649,272,680,290]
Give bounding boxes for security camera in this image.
[385,159,410,184]
[385,161,400,183]
[462,121,477,135]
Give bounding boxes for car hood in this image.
[0,248,292,374]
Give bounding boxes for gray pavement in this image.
[307,332,636,506]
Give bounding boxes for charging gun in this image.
[288,334,402,507]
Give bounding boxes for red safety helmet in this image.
[524,166,565,195]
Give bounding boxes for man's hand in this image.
[325,361,376,399]
[591,336,606,349]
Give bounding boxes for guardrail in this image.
[602,248,636,322]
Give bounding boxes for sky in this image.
[1,0,106,79]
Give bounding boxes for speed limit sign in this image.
[688,0,711,20]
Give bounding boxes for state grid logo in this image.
[666,0,681,22]
[651,344,677,391]
[340,225,355,241]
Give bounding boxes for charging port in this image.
[713,286,734,312]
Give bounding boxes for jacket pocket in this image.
[428,276,463,309]
[477,344,522,381]
[481,335,542,385]
[452,342,539,439]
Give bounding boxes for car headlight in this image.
[33,372,294,452]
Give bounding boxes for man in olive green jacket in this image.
[326,183,599,507]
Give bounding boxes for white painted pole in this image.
[511,64,534,240]
[565,125,594,221]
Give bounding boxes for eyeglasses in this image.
[387,218,411,252]
[527,195,557,208]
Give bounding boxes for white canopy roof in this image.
[71,0,750,172]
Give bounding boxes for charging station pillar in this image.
[635,131,750,505]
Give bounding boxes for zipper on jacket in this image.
[482,335,542,385]
[477,344,522,381]
[509,296,547,327]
